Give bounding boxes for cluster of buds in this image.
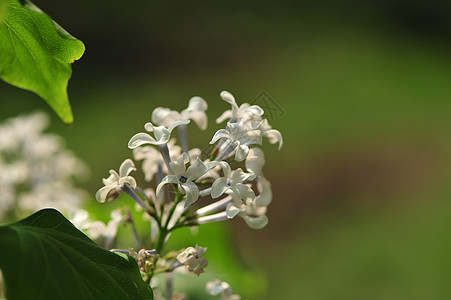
[95,91,282,296]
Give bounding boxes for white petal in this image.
[187,96,208,111]
[151,108,182,126]
[119,159,136,177]
[151,107,172,125]
[182,182,199,207]
[195,244,208,256]
[184,111,208,130]
[206,280,226,296]
[119,176,137,189]
[186,158,210,181]
[234,144,249,162]
[211,178,229,199]
[128,132,157,149]
[86,221,107,239]
[231,183,255,202]
[144,122,155,132]
[255,177,272,206]
[156,175,179,199]
[241,214,268,230]
[95,185,116,203]
[245,148,265,178]
[103,170,120,185]
[170,153,189,174]
[142,160,159,182]
[220,91,237,106]
[210,129,232,144]
[265,129,283,150]
[207,161,229,175]
[152,125,171,143]
[230,168,250,185]
[215,110,233,124]
[167,119,190,132]
[240,129,263,145]
[226,203,241,219]
[248,105,264,116]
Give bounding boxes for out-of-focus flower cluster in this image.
[96,91,282,298]
[0,112,88,221]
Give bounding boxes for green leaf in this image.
[0,0,85,123]
[0,209,153,300]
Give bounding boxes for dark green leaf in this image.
[0,209,153,300]
[0,0,85,123]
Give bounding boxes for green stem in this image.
[155,226,168,254]
[163,187,182,229]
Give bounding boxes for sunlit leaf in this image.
[0,209,153,300]
[0,0,85,123]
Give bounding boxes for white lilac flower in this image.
[176,244,208,276]
[156,153,209,207]
[103,209,124,248]
[128,119,190,148]
[70,209,107,240]
[0,112,89,221]
[133,139,182,182]
[69,208,123,247]
[18,182,86,215]
[0,111,48,152]
[255,119,283,150]
[245,147,265,180]
[232,200,268,230]
[210,121,262,161]
[96,159,137,203]
[225,178,272,229]
[254,177,273,207]
[208,161,255,201]
[152,96,208,130]
[206,279,241,300]
[216,91,263,124]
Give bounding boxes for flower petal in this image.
[151,107,181,126]
[168,119,191,133]
[245,148,265,178]
[170,153,189,174]
[241,214,268,230]
[255,177,273,206]
[234,144,249,162]
[103,170,120,185]
[226,203,241,219]
[156,175,179,199]
[182,181,199,207]
[265,129,283,150]
[151,125,171,143]
[187,96,208,111]
[248,105,264,117]
[119,159,136,177]
[210,129,232,144]
[128,132,157,149]
[220,91,237,107]
[215,110,233,124]
[231,183,255,202]
[230,168,250,185]
[119,176,137,189]
[183,111,208,130]
[240,129,263,146]
[151,107,171,124]
[95,185,116,203]
[186,157,210,181]
[211,177,229,199]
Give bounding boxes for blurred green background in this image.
[2,0,451,298]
